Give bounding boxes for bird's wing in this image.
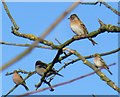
[79,19,88,34]
[39,61,47,66]
[19,74,26,84]
[100,57,109,69]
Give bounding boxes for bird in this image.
[94,53,112,75]
[35,60,63,77]
[68,14,97,46]
[12,70,29,91]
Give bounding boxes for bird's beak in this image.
[68,17,70,19]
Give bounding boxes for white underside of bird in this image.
[35,67,46,76]
[71,24,84,35]
[94,57,103,67]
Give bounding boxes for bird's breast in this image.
[36,67,45,76]
[13,73,23,84]
[94,59,102,67]
[70,21,84,35]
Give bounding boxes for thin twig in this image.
[35,48,63,90]
[19,63,116,96]
[80,1,99,5]
[0,1,80,72]
[5,71,36,96]
[66,49,120,92]
[80,1,120,16]
[2,0,19,30]
[11,27,58,48]
[65,48,120,66]
[101,1,120,16]
[0,41,53,50]
[4,85,18,97]
[40,0,80,39]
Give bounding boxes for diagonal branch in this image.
[59,19,120,48]
[100,1,120,16]
[0,1,80,72]
[19,63,116,96]
[4,70,35,96]
[35,48,63,90]
[11,27,59,49]
[65,49,120,93]
[0,41,53,50]
[80,1,120,16]
[80,1,99,5]
[65,48,120,66]
[2,0,19,30]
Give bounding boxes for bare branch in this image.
[80,1,99,5]
[5,69,33,76]
[58,20,120,48]
[35,48,63,90]
[2,0,19,30]
[40,0,80,39]
[100,1,120,16]
[19,63,116,96]
[11,27,58,49]
[65,48,120,66]
[0,1,80,72]
[66,49,120,92]
[4,85,19,97]
[80,1,120,16]
[0,41,53,50]
[5,70,35,96]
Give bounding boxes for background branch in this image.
[58,19,120,49]
[5,70,35,96]
[65,48,120,66]
[0,41,53,50]
[11,27,58,49]
[80,1,120,16]
[2,0,119,95]
[100,1,120,16]
[0,1,80,72]
[19,63,116,96]
[66,49,120,93]
[2,0,19,30]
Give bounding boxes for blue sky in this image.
[1,2,119,96]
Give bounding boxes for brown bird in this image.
[68,14,97,46]
[94,53,112,75]
[12,70,29,91]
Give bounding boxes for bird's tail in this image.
[107,69,112,75]
[22,83,29,91]
[88,37,97,46]
[104,65,112,75]
[51,69,63,77]
[56,73,64,77]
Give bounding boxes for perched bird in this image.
[35,60,63,77]
[94,53,112,75]
[12,70,29,91]
[68,14,97,46]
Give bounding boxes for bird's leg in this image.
[44,80,54,91]
[94,65,100,72]
[81,34,86,37]
[47,76,54,81]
